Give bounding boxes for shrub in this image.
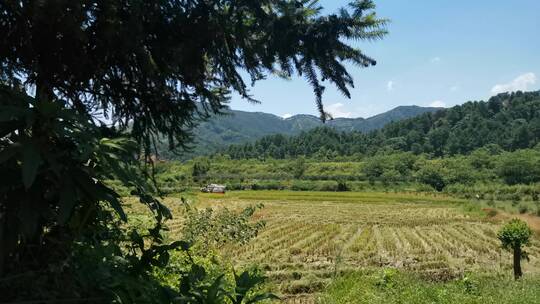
[498,219,532,279]
[532,191,539,202]
[518,204,529,214]
[486,209,498,217]
[191,157,211,182]
[376,268,398,288]
[226,182,245,190]
[416,163,447,191]
[362,157,385,183]
[381,169,401,185]
[498,150,540,185]
[291,181,318,191]
[293,157,307,179]
[337,180,350,192]
[319,182,339,192]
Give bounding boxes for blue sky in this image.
[229,0,540,118]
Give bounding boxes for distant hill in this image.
[223,91,540,159]
[158,105,441,159]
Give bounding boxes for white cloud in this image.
[431,57,441,63]
[386,81,394,91]
[281,113,293,119]
[326,103,352,118]
[429,100,446,108]
[491,72,537,95]
[450,85,459,92]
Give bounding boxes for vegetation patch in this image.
[319,270,540,304]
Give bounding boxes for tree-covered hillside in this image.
[223,91,540,159]
[158,105,440,159]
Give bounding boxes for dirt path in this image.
[491,210,540,232]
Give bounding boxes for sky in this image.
[229,0,540,119]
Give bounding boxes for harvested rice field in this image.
[156,191,540,303]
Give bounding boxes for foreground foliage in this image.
[1,0,387,302]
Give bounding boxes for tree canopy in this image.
[1,0,387,149]
[0,0,387,302]
[498,219,532,279]
[223,91,540,159]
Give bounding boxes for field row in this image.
[164,191,540,302]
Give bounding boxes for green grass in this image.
[319,270,540,304]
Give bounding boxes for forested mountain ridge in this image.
[222,91,540,159]
[159,105,440,159]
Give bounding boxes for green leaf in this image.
[0,106,28,122]
[102,186,127,221]
[58,179,77,224]
[130,230,144,249]
[18,198,39,237]
[246,293,279,304]
[22,143,41,189]
[169,240,191,251]
[206,275,225,302]
[0,145,17,164]
[156,251,170,267]
[71,168,127,221]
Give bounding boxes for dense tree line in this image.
[154,147,540,200]
[223,91,540,159]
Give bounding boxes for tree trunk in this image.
[0,212,4,276]
[513,246,522,280]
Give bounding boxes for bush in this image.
[486,209,498,217]
[293,157,307,179]
[498,150,540,185]
[226,182,245,190]
[498,219,533,279]
[319,182,339,192]
[381,169,402,185]
[518,204,529,214]
[416,163,447,191]
[337,180,350,192]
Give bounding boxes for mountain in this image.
[223,91,540,159]
[158,105,441,160]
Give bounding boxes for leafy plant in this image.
[227,269,279,304]
[192,158,211,183]
[415,162,447,191]
[182,201,265,252]
[336,180,350,192]
[498,219,532,279]
[0,0,387,301]
[375,268,398,289]
[293,157,307,179]
[460,275,479,294]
